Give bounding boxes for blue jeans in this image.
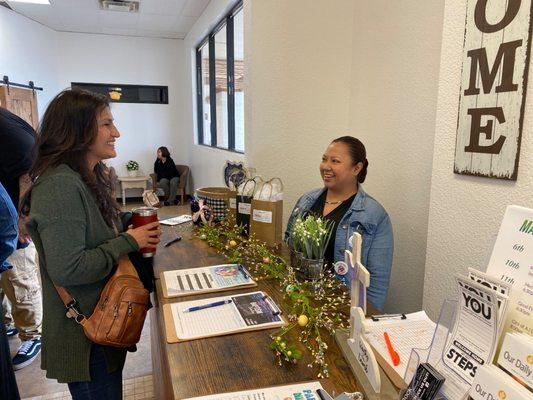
[68,344,123,400]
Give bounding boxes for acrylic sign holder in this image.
[403,299,470,400]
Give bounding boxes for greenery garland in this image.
[196,216,351,378]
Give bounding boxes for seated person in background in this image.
[285,136,393,310]
[154,146,180,206]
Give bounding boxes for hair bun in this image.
[358,158,369,183]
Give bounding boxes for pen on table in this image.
[238,264,251,280]
[183,299,232,313]
[164,235,182,247]
[371,313,406,321]
[316,388,334,400]
[384,331,400,366]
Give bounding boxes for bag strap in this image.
[53,224,129,325]
[257,178,283,201]
[53,283,86,324]
[257,181,273,201]
[241,178,257,196]
[269,177,284,191]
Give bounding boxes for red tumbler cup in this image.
[131,206,159,258]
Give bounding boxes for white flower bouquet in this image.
[126,160,139,171]
[290,214,334,260]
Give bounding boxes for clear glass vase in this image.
[300,257,325,281]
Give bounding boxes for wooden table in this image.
[150,225,367,399]
[118,175,150,206]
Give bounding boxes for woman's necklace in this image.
[325,199,343,205]
[325,190,357,205]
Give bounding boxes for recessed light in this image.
[8,0,51,5]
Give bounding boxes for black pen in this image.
[316,389,334,400]
[164,236,182,247]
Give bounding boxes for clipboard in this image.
[363,311,436,388]
[160,264,257,298]
[163,291,286,343]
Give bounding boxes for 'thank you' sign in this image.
[455,0,532,180]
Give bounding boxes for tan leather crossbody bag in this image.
[54,256,150,348]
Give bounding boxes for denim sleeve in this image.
[284,196,305,244]
[0,193,18,271]
[366,213,394,311]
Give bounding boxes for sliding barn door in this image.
[0,86,39,129]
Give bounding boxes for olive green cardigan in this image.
[27,164,139,383]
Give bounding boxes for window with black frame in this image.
[196,1,244,153]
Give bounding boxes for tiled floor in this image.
[22,374,155,400]
[11,202,189,399]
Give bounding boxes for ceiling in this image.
[5,0,211,39]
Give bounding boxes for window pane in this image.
[215,25,228,149]
[234,8,244,152]
[201,44,211,145]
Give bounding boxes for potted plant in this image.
[126,160,139,177]
[290,214,334,281]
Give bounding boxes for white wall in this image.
[0,6,187,198]
[57,32,186,182]
[0,6,61,116]
[182,0,245,191]
[244,0,354,220]
[349,0,445,312]
[423,0,533,319]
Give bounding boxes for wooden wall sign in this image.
[455,0,532,180]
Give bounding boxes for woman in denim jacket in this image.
[285,136,393,310]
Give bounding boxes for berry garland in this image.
[197,217,350,378]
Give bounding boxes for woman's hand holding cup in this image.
[127,221,161,249]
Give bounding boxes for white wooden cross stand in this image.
[335,233,381,394]
[345,233,380,393]
[347,232,370,315]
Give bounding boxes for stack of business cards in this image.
[401,363,445,400]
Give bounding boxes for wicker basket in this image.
[195,187,231,221]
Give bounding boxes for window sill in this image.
[196,143,244,155]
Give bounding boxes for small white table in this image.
[118,176,150,206]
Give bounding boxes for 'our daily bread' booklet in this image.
[469,365,531,400]
[497,332,533,390]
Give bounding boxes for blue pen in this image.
[183,299,232,313]
[238,264,251,280]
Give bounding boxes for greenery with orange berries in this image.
[196,215,350,378]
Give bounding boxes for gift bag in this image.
[226,170,242,221]
[142,190,161,208]
[236,178,257,235]
[250,178,284,247]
